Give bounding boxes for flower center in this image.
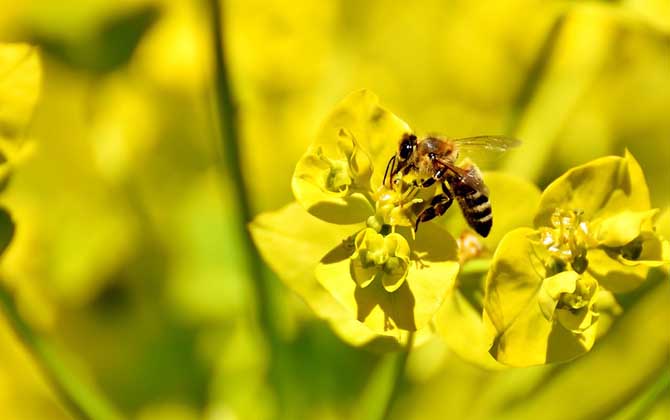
[558,275,597,310]
[324,156,352,193]
[540,208,592,273]
[350,228,411,292]
[373,179,430,228]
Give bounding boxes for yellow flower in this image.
[251,90,459,348]
[484,152,668,366]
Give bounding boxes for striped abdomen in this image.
[448,176,492,237]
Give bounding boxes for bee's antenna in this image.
[383,155,396,187]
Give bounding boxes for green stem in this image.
[460,258,491,276]
[206,0,282,404]
[355,333,414,420]
[0,283,121,420]
[207,0,277,342]
[628,370,670,420]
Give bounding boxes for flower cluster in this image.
[251,90,668,363]
[251,90,459,347]
[483,152,668,366]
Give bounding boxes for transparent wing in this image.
[440,160,489,196]
[452,135,520,167]
[459,164,489,196]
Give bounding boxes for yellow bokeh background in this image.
[0,0,667,419]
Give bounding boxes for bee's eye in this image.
[399,137,415,160]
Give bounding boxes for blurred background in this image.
[0,0,668,419]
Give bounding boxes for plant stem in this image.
[628,370,670,420]
[382,332,414,420]
[460,258,491,276]
[206,0,282,403]
[355,333,414,420]
[0,283,121,420]
[207,0,277,341]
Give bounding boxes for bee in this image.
[383,133,520,237]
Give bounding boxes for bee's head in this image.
[398,133,417,161]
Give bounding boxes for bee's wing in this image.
[440,160,489,196]
[459,164,489,196]
[452,135,520,167]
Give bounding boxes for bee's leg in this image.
[383,155,396,187]
[418,168,445,188]
[420,178,435,188]
[414,186,454,231]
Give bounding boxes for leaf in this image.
[31,6,159,74]
[483,228,596,366]
[0,43,41,140]
[316,222,458,334]
[535,152,651,228]
[0,208,15,256]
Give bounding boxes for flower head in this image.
[251,90,459,348]
[484,152,668,366]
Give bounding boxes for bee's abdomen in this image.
[458,190,492,237]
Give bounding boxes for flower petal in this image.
[586,234,665,293]
[315,90,411,187]
[316,223,458,334]
[535,152,651,228]
[249,202,362,319]
[484,228,597,366]
[593,209,659,247]
[434,283,507,370]
[292,139,374,224]
[537,271,579,321]
[292,90,412,224]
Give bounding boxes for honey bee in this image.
[383,133,520,237]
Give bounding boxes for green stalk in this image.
[628,370,670,420]
[206,0,283,405]
[0,283,121,420]
[355,333,414,420]
[206,0,277,343]
[459,258,491,276]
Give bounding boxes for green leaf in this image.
[535,152,651,228]
[31,6,159,74]
[316,223,458,335]
[442,171,541,250]
[0,43,41,140]
[0,207,15,256]
[484,228,597,366]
